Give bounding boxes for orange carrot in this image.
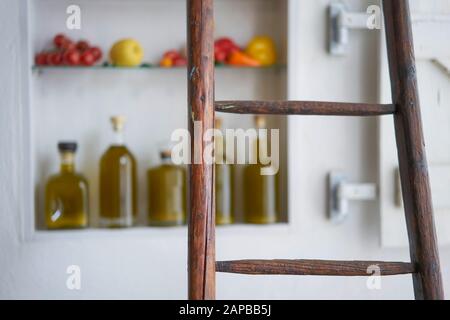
[228,50,261,67]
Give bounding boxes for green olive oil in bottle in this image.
[215,118,233,225]
[45,142,89,229]
[244,116,279,224]
[99,116,137,228]
[147,150,186,226]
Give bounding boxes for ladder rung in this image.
[215,101,396,116]
[216,259,416,276]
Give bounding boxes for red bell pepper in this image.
[214,37,240,63]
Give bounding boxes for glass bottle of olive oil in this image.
[45,142,89,229]
[147,150,186,226]
[99,116,137,228]
[244,116,279,224]
[215,118,233,225]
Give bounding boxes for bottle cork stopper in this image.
[160,150,172,159]
[111,116,126,131]
[58,141,77,153]
[254,115,266,128]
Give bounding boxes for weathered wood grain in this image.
[187,0,215,300]
[216,259,416,276]
[383,0,444,299]
[215,100,396,116]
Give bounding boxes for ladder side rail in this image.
[187,0,216,300]
[383,0,444,300]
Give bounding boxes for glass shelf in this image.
[30,223,291,242]
[32,64,286,72]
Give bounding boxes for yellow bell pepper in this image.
[245,36,277,66]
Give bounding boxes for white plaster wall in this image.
[0,0,448,300]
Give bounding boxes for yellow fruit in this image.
[245,36,277,66]
[109,39,144,67]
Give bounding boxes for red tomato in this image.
[88,47,102,61]
[80,51,95,66]
[61,40,76,51]
[214,48,227,63]
[35,52,48,65]
[163,50,181,60]
[63,50,81,66]
[47,52,63,66]
[215,37,240,54]
[54,34,67,48]
[173,57,187,67]
[76,40,90,52]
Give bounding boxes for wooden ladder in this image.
[186,0,444,300]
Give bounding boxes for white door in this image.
[379,0,450,247]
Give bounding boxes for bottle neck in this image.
[60,151,75,173]
[251,128,268,165]
[255,116,266,130]
[113,129,125,146]
[161,157,172,165]
[214,135,225,163]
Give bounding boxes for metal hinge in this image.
[328,171,378,223]
[328,2,382,56]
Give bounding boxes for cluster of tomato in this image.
[35,34,103,66]
[159,50,188,67]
